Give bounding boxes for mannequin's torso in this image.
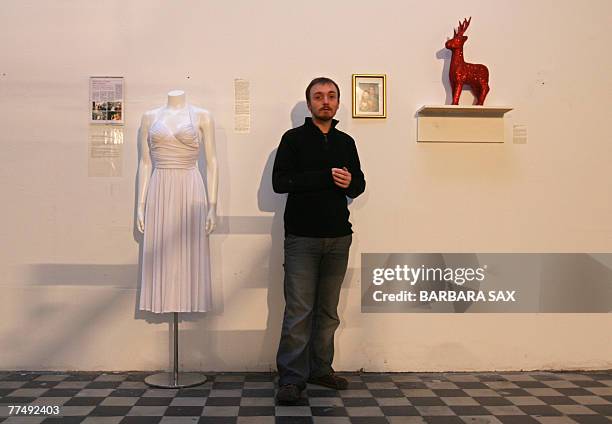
[137,90,219,234]
[144,91,206,148]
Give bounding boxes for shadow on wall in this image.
[252,102,312,370]
[256,148,285,371]
[437,47,453,105]
[291,101,309,127]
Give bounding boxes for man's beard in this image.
[314,109,334,121]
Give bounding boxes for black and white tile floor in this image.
[0,371,611,423]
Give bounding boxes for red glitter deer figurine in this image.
[445,17,490,105]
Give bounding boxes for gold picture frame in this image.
[352,74,387,118]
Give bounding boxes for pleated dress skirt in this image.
[140,167,212,313]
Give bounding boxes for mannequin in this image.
[137,90,218,313]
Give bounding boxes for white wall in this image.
[1,0,611,371]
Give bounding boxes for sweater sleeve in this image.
[344,139,366,199]
[272,133,334,194]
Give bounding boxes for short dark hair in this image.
[305,77,340,104]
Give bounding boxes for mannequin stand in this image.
[144,312,207,389]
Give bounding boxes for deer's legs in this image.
[477,82,489,105]
[452,82,463,105]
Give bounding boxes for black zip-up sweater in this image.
[272,117,366,237]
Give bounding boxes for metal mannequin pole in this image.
[173,312,179,385]
[145,312,207,389]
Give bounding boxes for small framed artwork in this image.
[352,74,386,118]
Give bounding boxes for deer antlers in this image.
[453,17,471,37]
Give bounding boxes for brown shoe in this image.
[307,373,348,390]
[276,384,302,405]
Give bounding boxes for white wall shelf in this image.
[417,105,513,143]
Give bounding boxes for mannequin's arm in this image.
[200,110,219,235]
[136,113,153,233]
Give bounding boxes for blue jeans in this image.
[276,234,352,388]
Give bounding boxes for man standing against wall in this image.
[272,77,366,404]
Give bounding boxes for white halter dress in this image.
[139,107,212,313]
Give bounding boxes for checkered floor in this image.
[0,371,611,423]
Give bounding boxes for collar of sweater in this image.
[304,116,339,135]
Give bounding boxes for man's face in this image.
[307,83,339,122]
